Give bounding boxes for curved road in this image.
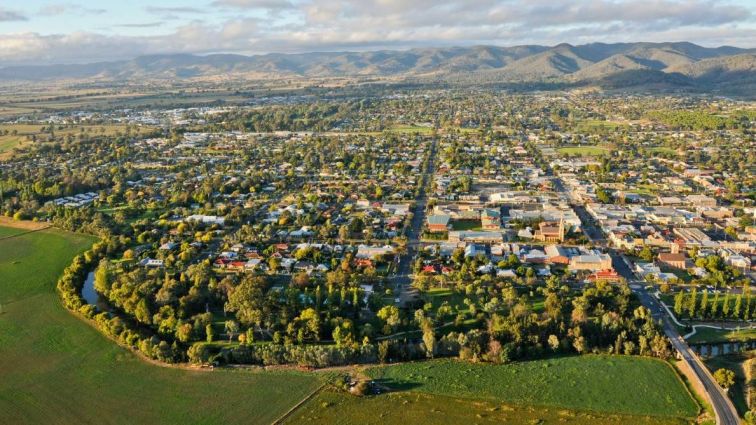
[613,254,740,425]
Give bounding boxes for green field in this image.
[388,124,434,134]
[704,353,752,416]
[685,326,756,344]
[286,389,691,425]
[557,146,610,156]
[0,226,321,424]
[574,120,630,133]
[366,356,698,419]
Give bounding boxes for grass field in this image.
[366,356,699,418]
[704,353,752,416]
[0,124,154,157]
[0,226,322,424]
[574,120,630,133]
[557,146,610,156]
[286,389,691,425]
[388,124,434,134]
[685,326,756,344]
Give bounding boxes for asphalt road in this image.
[392,139,438,300]
[612,253,740,425]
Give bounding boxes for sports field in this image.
[0,226,321,424]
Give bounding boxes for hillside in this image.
[0,42,753,92]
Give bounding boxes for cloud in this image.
[117,22,165,28]
[38,3,106,17]
[145,6,204,14]
[211,0,295,10]
[0,8,28,21]
[0,0,754,65]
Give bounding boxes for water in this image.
[81,272,100,307]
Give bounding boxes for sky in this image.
[0,0,754,65]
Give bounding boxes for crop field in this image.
[286,389,692,425]
[557,146,611,156]
[0,226,322,425]
[366,356,699,418]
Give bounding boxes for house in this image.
[356,244,394,259]
[658,253,687,270]
[427,214,451,232]
[139,258,164,268]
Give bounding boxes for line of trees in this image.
[673,287,753,321]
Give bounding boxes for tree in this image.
[135,299,152,324]
[298,308,321,341]
[638,246,654,262]
[673,290,685,316]
[224,276,266,327]
[548,334,560,351]
[377,305,400,335]
[699,290,709,319]
[713,368,736,389]
[205,324,214,342]
[378,340,390,363]
[687,288,697,318]
[93,260,111,296]
[187,343,210,365]
[225,320,239,342]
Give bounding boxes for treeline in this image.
[673,287,753,321]
[647,110,752,131]
[56,240,185,364]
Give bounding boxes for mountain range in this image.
[1,42,754,92]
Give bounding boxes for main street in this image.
[393,138,438,304]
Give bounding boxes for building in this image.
[535,220,565,243]
[569,253,613,272]
[658,253,687,269]
[427,214,451,232]
[481,208,501,230]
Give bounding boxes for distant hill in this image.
[0,42,753,92]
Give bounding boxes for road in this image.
[612,253,740,425]
[392,138,438,303]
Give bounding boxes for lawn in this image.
[685,327,756,344]
[366,356,699,418]
[285,389,691,425]
[557,146,610,156]
[0,226,322,424]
